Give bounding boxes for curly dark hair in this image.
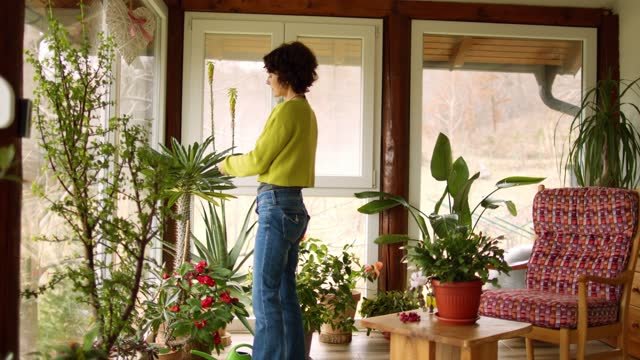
[263,41,318,94]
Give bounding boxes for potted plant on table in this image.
[360,290,420,338]
[356,132,544,325]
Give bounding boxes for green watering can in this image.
[225,344,252,360]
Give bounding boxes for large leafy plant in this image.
[560,76,640,188]
[356,132,544,284]
[23,7,171,355]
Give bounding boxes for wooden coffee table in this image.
[360,310,531,360]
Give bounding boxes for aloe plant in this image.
[560,76,640,189]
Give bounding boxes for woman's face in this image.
[266,72,288,97]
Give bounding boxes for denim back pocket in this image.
[281,208,309,244]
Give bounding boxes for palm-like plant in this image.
[561,76,640,188]
[191,200,257,334]
[152,136,235,269]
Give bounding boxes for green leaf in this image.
[447,157,469,197]
[430,133,452,181]
[505,200,517,216]
[495,176,545,188]
[452,172,480,228]
[357,199,401,214]
[354,191,395,199]
[373,234,412,245]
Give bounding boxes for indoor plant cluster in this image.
[144,260,250,358]
[357,132,543,324]
[297,238,382,356]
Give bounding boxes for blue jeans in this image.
[252,189,309,360]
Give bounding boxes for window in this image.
[409,20,596,249]
[182,13,381,191]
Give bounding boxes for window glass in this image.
[419,33,583,249]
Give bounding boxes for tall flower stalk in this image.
[228,87,238,153]
[207,61,215,151]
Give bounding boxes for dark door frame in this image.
[0,0,25,357]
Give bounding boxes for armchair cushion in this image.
[527,187,638,302]
[479,289,618,329]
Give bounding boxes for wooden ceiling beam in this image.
[398,1,606,27]
[451,36,473,68]
[563,41,583,75]
[181,0,393,17]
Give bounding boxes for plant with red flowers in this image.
[143,260,249,357]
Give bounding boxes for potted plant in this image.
[21,8,171,356]
[143,260,250,359]
[360,290,420,338]
[190,200,257,341]
[296,238,381,355]
[151,137,235,270]
[560,76,640,189]
[297,238,331,359]
[356,132,544,325]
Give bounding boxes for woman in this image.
[219,41,318,360]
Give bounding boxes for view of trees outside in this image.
[420,67,581,249]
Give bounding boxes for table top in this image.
[360,310,532,349]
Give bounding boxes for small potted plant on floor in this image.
[297,238,331,359]
[356,132,544,325]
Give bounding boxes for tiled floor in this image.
[218,331,637,359]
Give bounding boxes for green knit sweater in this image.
[222,97,317,187]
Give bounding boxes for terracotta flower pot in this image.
[431,279,483,325]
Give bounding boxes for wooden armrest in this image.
[577,271,633,286]
[509,260,529,271]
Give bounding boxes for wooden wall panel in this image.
[398,1,605,27]
[182,0,392,17]
[379,12,410,291]
[0,0,24,357]
[597,11,619,82]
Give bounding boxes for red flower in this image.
[213,331,222,345]
[201,296,214,309]
[194,319,207,329]
[197,275,216,287]
[220,291,239,305]
[169,305,180,312]
[162,273,170,280]
[195,260,208,274]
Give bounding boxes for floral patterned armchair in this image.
[479,185,640,360]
